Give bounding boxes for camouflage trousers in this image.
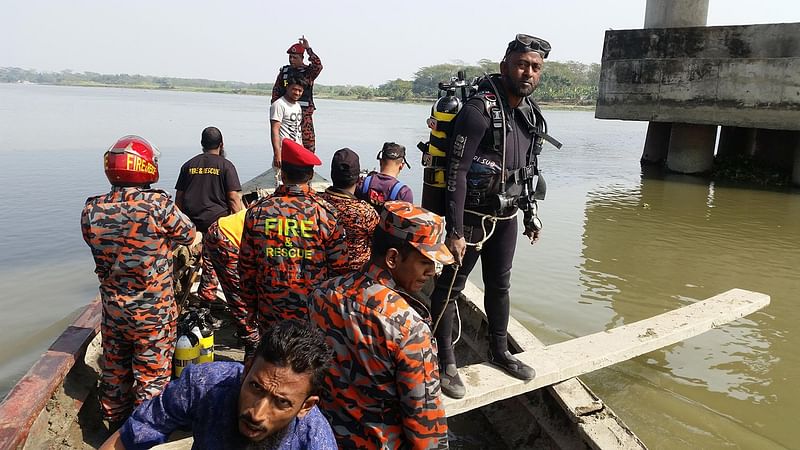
[198,238,220,303]
[301,106,316,153]
[205,222,259,346]
[99,297,177,422]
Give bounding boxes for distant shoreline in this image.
[5,81,597,112]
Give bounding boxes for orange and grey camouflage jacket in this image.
[238,183,348,326]
[80,187,196,312]
[320,187,380,272]
[309,263,448,450]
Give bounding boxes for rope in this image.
[464,209,518,252]
[432,264,460,334]
[452,295,463,345]
[429,263,465,348]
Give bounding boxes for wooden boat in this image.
[0,169,770,449]
[0,285,646,449]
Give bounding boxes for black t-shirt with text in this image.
[175,153,241,232]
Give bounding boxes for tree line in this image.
[1,60,600,105]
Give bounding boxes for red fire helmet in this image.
[104,135,160,186]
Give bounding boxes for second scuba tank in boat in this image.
[196,310,215,364]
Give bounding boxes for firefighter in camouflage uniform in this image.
[81,136,198,425]
[238,139,348,333]
[309,201,454,449]
[272,37,323,152]
[320,148,380,272]
[203,208,260,355]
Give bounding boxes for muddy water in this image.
[0,84,796,448]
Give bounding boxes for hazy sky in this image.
[3,0,799,86]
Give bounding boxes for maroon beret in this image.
[287,43,305,54]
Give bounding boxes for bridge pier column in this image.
[641,122,671,164]
[641,0,709,167]
[645,0,709,28]
[666,124,717,174]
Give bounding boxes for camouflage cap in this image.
[379,201,454,265]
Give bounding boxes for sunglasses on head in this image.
[506,34,551,59]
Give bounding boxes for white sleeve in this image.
[269,100,284,122]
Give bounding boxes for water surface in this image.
[0,84,796,448]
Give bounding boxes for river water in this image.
[0,84,796,448]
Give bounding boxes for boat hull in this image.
[0,169,644,448]
[0,281,644,449]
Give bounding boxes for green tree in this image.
[1,58,601,105]
[412,64,467,97]
[476,59,499,76]
[377,78,413,101]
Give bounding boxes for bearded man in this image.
[100,322,336,450]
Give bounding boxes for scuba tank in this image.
[190,324,205,362]
[174,317,201,377]
[419,72,563,222]
[418,70,474,216]
[420,95,460,216]
[196,309,215,364]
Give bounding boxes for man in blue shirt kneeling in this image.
[101,322,336,450]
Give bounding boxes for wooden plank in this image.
[445,288,769,416]
[463,282,611,417]
[459,281,647,449]
[462,282,543,351]
[454,324,593,449]
[464,282,613,417]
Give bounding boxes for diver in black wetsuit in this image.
[431,34,556,399]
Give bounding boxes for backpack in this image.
[361,174,405,211]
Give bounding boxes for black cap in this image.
[331,148,360,187]
[377,142,410,168]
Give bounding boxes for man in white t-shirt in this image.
[269,76,306,171]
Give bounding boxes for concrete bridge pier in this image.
[598,1,800,184]
[641,0,710,170]
[666,124,717,174]
[719,128,800,184]
[641,122,671,164]
[644,0,709,28]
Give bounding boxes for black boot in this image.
[440,363,466,399]
[487,335,535,381]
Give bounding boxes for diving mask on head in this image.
[505,34,551,59]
